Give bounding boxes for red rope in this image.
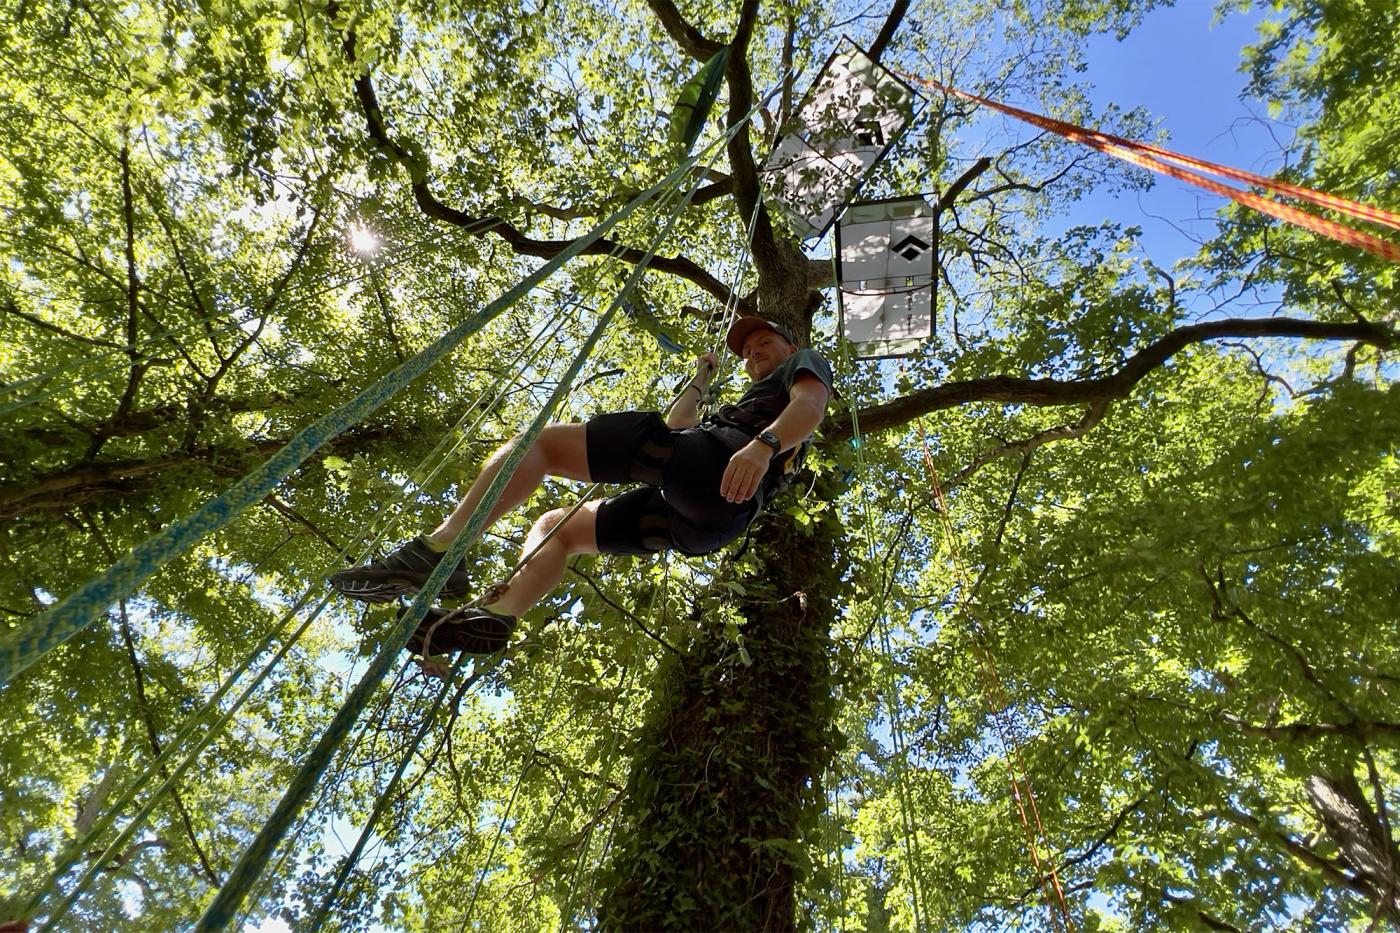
[916,421,1075,932]
[902,72,1400,264]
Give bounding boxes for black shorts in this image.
[586,411,758,557]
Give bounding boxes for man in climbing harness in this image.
[329,315,833,664]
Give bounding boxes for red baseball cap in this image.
[725,316,796,356]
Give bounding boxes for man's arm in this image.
[666,353,717,429]
[719,373,829,503]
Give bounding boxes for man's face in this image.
[741,328,797,381]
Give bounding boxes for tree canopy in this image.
[2,0,1397,929]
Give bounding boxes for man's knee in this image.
[536,423,589,477]
[529,507,571,541]
[528,504,598,555]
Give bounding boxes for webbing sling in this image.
[902,71,1400,264]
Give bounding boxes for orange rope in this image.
[915,420,1075,932]
[901,72,1400,265]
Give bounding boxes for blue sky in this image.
[1064,0,1289,268]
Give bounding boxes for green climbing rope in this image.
[195,133,721,927]
[0,140,719,690]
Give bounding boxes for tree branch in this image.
[1022,795,1146,901]
[942,399,1109,493]
[868,0,911,63]
[1218,712,1400,744]
[970,450,1032,599]
[351,70,741,307]
[0,293,125,348]
[829,317,1396,438]
[1216,802,1374,900]
[643,0,723,60]
[569,564,684,658]
[84,510,222,889]
[721,0,779,279]
[87,139,146,463]
[264,495,344,553]
[0,417,420,519]
[939,156,993,211]
[778,12,796,127]
[113,600,222,887]
[1161,892,1244,932]
[141,175,217,375]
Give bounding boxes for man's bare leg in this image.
[426,423,591,547]
[330,424,594,606]
[487,503,601,618]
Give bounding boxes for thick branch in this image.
[692,176,734,206]
[644,0,723,60]
[939,156,993,211]
[0,419,415,519]
[352,71,742,308]
[829,317,1395,438]
[868,0,911,62]
[1220,712,1400,744]
[722,0,779,276]
[778,13,796,127]
[0,445,276,519]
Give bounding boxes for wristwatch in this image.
[756,430,782,455]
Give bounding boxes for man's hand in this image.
[721,440,772,503]
[694,352,718,388]
[667,352,719,430]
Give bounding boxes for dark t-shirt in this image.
[702,347,835,445]
[684,347,834,510]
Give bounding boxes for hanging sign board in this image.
[761,39,920,241]
[836,195,936,358]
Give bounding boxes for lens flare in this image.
[348,223,380,256]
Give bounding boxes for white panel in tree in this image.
[837,195,936,356]
[761,40,918,240]
[763,136,865,238]
[840,290,932,357]
[841,291,888,345]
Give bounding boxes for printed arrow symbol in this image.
[855,119,885,146]
[891,234,930,262]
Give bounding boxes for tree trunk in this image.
[1307,769,1400,922]
[598,479,849,929]
[754,238,822,337]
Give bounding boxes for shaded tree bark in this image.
[598,478,848,929]
[1307,769,1400,923]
